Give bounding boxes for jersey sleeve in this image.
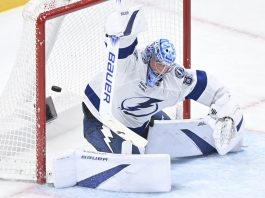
[179,69,230,107]
[116,35,139,73]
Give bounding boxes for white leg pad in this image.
[52,150,77,188]
[52,150,171,192]
[146,118,243,158]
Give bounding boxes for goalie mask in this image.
[142,39,176,87]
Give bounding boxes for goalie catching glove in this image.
[207,99,244,155]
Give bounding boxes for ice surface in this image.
[1,130,264,198]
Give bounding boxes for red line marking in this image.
[192,16,265,41]
[8,183,66,198]
[241,98,265,110]
[8,185,36,198]
[245,128,265,133]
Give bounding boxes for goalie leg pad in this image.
[52,150,171,192]
[146,118,243,158]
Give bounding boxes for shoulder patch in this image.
[183,74,193,86]
[174,66,185,79]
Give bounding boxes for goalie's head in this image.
[142,39,176,87]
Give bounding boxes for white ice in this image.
[1,0,265,197]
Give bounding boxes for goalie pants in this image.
[82,102,170,154]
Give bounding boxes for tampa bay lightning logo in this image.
[120,97,163,117]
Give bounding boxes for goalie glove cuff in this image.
[208,99,242,129]
[208,100,244,155]
[213,117,238,155]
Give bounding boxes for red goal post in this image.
[0,0,190,184]
[183,0,191,119]
[35,0,110,185]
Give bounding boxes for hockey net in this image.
[0,0,190,183]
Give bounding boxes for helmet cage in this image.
[143,39,176,87]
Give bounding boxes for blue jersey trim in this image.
[123,10,139,36]
[181,129,217,155]
[84,84,100,111]
[185,70,207,101]
[118,38,138,59]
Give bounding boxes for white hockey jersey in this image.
[83,35,230,135]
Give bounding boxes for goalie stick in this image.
[99,1,148,150]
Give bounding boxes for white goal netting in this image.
[0,0,184,181]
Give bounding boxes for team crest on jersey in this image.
[174,66,185,79]
[120,97,163,117]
